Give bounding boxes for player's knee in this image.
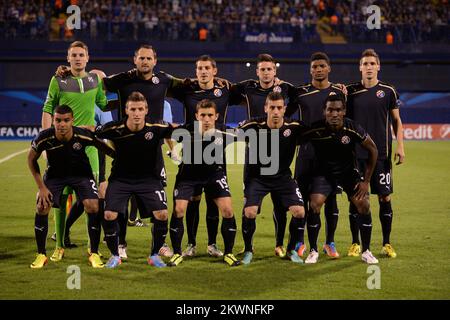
[309,200,323,215]
[379,195,390,202]
[355,200,370,215]
[289,205,305,218]
[104,210,118,221]
[221,206,234,219]
[174,205,186,218]
[154,210,168,221]
[36,205,50,215]
[83,199,99,214]
[244,207,257,219]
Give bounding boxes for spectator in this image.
[386,31,394,44]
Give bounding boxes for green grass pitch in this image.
[0,140,449,299]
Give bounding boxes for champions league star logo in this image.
[273,86,282,93]
[151,76,160,84]
[283,129,291,137]
[376,90,385,98]
[145,132,154,140]
[214,88,222,97]
[341,136,351,144]
[72,142,82,150]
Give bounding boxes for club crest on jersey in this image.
[214,88,222,97]
[151,76,160,84]
[341,135,350,144]
[273,86,282,93]
[283,129,291,137]
[72,142,82,150]
[145,132,154,140]
[376,90,385,98]
[214,137,223,145]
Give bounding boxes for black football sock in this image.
[151,218,168,255]
[306,211,321,252]
[206,196,220,246]
[221,217,237,254]
[118,208,128,246]
[65,200,84,234]
[287,216,305,251]
[35,213,48,255]
[357,213,373,252]
[349,202,360,244]
[242,215,256,252]
[102,219,119,256]
[169,216,184,255]
[273,208,287,247]
[271,193,287,247]
[324,195,339,244]
[87,211,101,254]
[185,200,200,246]
[129,195,138,222]
[379,200,393,245]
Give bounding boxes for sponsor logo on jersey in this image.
[152,76,160,84]
[214,88,222,97]
[60,79,67,84]
[145,132,154,140]
[341,135,350,144]
[72,142,82,150]
[376,90,385,98]
[273,86,282,93]
[283,129,291,137]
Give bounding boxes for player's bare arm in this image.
[391,108,405,165]
[27,148,52,210]
[355,135,378,200]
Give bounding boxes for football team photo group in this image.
[0,0,448,303]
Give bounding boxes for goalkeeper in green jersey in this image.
[41,41,108,263]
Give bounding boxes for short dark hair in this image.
[126,91,148,108]
[196,55,217,69]
[310,52,330,65]
[54,105,73,116]
[135,44,157,59]
[360,48,380,64]
[323,92,346,109]
[196,99,217,112]
[68,41,88,54]
[265,91,284,104]
[257,53,276,66]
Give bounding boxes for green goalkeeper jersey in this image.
[43,72,108,126]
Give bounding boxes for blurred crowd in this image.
[0,0,448,43]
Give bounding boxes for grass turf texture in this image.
[0,140,449,299]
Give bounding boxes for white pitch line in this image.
[0,148,29,164]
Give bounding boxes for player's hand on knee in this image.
[354,181,369,201]
[37,187,53,210]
